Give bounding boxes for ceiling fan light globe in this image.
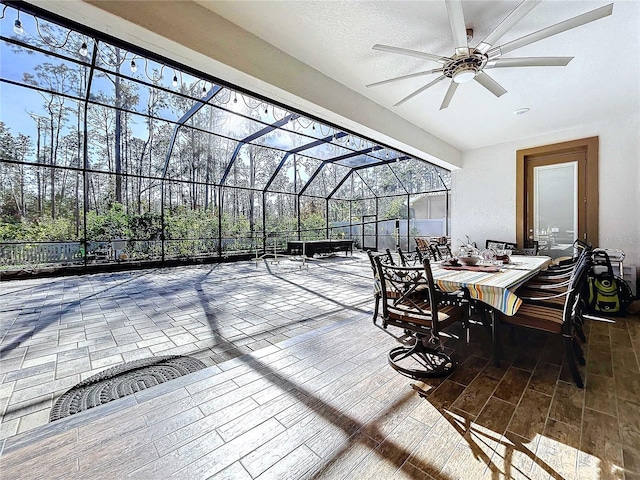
[452,69,476,83]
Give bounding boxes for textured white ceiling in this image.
[196,0,639,151]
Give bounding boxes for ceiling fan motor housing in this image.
[444,51,488,83]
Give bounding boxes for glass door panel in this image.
[525,151,586,259]
[533,162,577,258]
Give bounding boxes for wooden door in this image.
[516,137,598,257]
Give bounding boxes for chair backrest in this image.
[512,247,538,256]
[397,247,423,267]
[561,253,592,334]
[374,256,443,336]
[415,237,441,261]
[415,237,430,253]
[524,240,539,254]
[486,239,518,251]
[367,250,394,295]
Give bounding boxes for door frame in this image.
[516,137,599,248]
[362,214,377,251]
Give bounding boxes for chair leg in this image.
[388,334,457,379]
[373,294,380,324]
[563,336,584,388]
[572,336,586,366]
[491,310,503,367]
[575,322,587,343]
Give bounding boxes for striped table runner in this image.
[432,256,552,316]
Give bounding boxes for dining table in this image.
[430,255,553,365]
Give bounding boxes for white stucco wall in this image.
[452,113,640,277]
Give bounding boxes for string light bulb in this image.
[13,14,24,35]
[172,74,178,87]
[201,84,207,97]
[79,42,88,57]
[233,92,238,103]
[130,59,137,73]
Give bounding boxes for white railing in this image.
[0,242,84,267]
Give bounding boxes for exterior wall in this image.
[412,195,448,220]
[452,113,640,285]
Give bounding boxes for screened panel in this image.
[378,195,409,221]
[190,102,276,143]
[336,173,375,201]
[164,180,219,259]
[220,187,261,252]
[350,198,376,220]
[388,160,449,194]
[265,192,297,238]
[279,117,337,142]
[355,167,399,197]
[295,156,324,194]
[410,191,450,238]
[299,196,326,240]
[303,162,351,198]
[221,143,285,189]
[250,122,312,153]
[89,72,203,126]
[300,140,353,161]
[265,154,298,194]
[165,125,235,195]
[1,4,451,270]
[1,12,92,67]
[328,199,351,239]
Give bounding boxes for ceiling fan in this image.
[367,0,613,110]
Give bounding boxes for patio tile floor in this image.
[1,255,372,437]
[0,253,639,479]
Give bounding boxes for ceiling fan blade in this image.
[394,76,447,107]
[487,56,573,68]
[488,3,613,58]
[477,0,542,53]
[440,82,459,110]
[366,69,444,88]
[474,72,507,97]
[445,0,469,52]
[372,44,450,64]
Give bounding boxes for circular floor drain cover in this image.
[50,355,206,421]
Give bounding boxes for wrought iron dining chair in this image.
[511,247,538,256]
[498,253,592,387]
[414,237,434,260]
[367,250,395,324]
[415,237,452,261]
[374,256,468,379]
[397,247,423,267]
[517,242,592,341]
[486,239,517,251]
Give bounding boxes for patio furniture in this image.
[286,239,353,257]
[366,250,395,324]
[374,257,468,379]
[430,255,553,366]
[415,237,451,261]
[397,247,423,267]
[485,239,518,251]
[511,247,536,256]
[497,253,592,387]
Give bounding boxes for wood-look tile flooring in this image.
[1,255,639,479]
